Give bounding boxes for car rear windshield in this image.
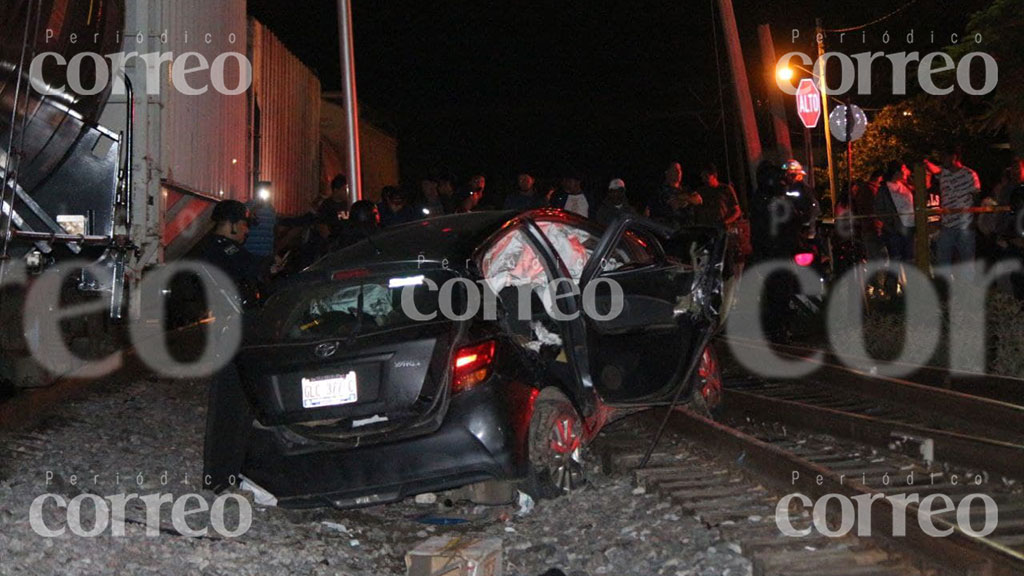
[278,270,462,342]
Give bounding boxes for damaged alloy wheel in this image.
[523,392,586,499]
[690,345,723,419]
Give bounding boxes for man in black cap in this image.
[200,200,271,303]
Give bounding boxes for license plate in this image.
[302,371,358,409]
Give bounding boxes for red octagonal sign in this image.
[795,78,821,129]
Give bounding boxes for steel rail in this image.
[723,387,1024,480]
[663,408,1024,576]
[722,336,1024,425]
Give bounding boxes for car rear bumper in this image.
[240,378,536,508]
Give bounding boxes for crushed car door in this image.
[577,217,727,405]
[477,222,595,415]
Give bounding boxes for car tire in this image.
[520,391,586,500]
[203,364,253,493]
[690,345,723,419]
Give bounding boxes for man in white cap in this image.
[596,178,638,226]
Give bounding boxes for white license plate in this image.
[302,371,358,409]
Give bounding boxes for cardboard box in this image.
[405,536,503,576]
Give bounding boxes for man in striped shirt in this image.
[925,147,981,281]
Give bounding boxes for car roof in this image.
[310,210,518,270]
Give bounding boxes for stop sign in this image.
[795,78,821,129]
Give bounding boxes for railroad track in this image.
[722,336,1024,406]
[595,405,1024,576]
[715,340,1024,571]
[594,414,930,576]
[717,337,1024,481]
[590,333,1024,575]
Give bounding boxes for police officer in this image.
[334,200,381,251]
[781,160,820,229]
[200,200,267,494]
[200,200,270,304]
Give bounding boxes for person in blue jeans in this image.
[879,161,916,263]
[925,147,981,282]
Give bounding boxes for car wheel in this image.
[690,345,723,419]
[522,392,586,499]
[203,364,253,493]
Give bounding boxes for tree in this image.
[948,0,1024,154]
[851,96,983,182]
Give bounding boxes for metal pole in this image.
[846,102,854,199]
[758,24,792,159]
[815,18,837,213]
[804,127,815,193]
[913,164,930,273]
[337,0,362,205]
[717,0,763,189]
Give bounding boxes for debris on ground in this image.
[0,375,752,575]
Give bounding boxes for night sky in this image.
[248,0,992,194]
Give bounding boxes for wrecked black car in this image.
[204,209,727,508]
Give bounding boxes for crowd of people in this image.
[196,147,1024,311]
[838,147,1024,295]
[192,162,752,308]
[266,163,750,274]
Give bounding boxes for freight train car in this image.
[1,0,325,388]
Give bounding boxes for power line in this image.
[824,0,923,33]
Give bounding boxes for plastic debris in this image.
[321,521,349,534]
[516,491,535,517]
[414,493,437,505]
[415,516,469,526]
[238,475,278,507]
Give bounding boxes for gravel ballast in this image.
[0,374,752,576]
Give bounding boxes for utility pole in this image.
[805,126,816,193]
[337,0,362,204]
[758,24,791,159]
[846,103,854,193]
[913,164,930,273]
[815,18,837,211]
[717,0,762,191]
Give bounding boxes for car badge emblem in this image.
[314,342,339,359]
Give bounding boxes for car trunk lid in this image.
[238,268,464,444]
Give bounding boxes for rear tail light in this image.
[794,252,815,267]
[453,340,496,394]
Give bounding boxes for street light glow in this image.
[776,66,794,82]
